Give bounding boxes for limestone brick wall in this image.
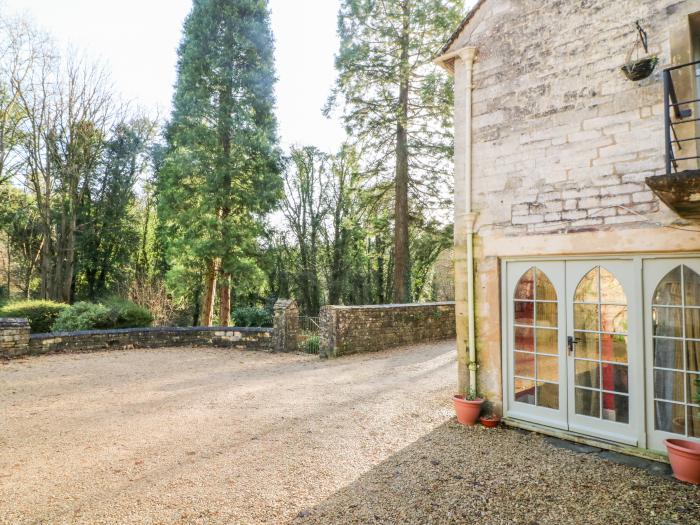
[320,302,456,358]
[0,318,30,357]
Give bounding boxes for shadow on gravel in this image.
[292,422,700,525]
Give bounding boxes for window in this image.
[513,267,559,409]
[652,265,700,437]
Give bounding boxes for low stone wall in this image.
[0,318,31,357]
[320,302,455,358]
[2,326,273,358]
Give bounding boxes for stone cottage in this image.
[435,0,700,455]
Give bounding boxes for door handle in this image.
[567,336,581,355]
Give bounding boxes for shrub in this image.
[102,297,153,329]
[51,302,113,332]
[0,300,68,333]
[303,335,320,354]
[233,306,272,327]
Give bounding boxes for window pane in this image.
[574,304,599,331]
[575,360,600,388]
[686,308,700,340]
[537,355,559,382]
[535,270,557,301]
[575,268,599,302]
[575,331,599,360]
[536,328,558,355]
[514,301,534,325]
[653,266,682,305]
[537,382,558,410]
[536,302,557,328]
[514,351,535,378]
[515,326,534,352]
[515,378,535,405]
[602,393,629,424]
[575,388,600,418]
[602,334,627,363]
[600,267,626,304]
[653,307,683,338]
[684,265,700,307]
[689,340,700,372]
[654,369,685,402]
[602,363,628,393]
[655,338,684,369]
[515,269,535,300]
[655,401,685,434]
[601,305,627,334]
[688,373,700,405]
[689,406,700,438]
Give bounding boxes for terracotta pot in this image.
[665,439,700,484]
[453,395,484,426]
[480,416,501,428]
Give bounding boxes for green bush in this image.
[303,335,320,354]
[0,300,68,333]
[51,302,113,332]
[233,306,272,327]
[102,297,153,329]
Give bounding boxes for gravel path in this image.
[1,341,698,524]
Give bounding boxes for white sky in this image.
[2,0,346,153]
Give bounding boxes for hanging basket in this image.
[621,21,657,81]
[621,55,658,81]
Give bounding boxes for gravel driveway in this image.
[1,341,698,524]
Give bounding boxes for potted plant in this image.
[479,412,501,428]
[664,378,700,484]
[453,387,484,426]
[621,22,658,81]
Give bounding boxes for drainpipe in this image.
[435,46,478,392]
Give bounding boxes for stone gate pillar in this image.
[273,299,299,352]
[0,318,30,357]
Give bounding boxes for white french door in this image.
[504,259,642,445]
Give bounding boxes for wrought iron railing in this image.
[663,60,700,174]
[299,316,320,334]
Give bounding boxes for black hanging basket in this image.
[621,21,658,81]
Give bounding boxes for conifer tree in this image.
[158,0,281,325]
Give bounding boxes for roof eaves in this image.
[439,0,488,56]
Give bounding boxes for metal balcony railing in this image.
[663,60,700,175]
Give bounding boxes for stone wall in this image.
[319,302,455,358]
[273,299,299,353]
[0,318,30,357]
[1,326,273,358]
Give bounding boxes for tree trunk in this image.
[201,258,218,326]
[219,272,231,326]
[392,4,411,304]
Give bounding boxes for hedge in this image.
[0,300,68,333]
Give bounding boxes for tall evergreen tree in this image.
[157,0,281,325]
[328,0,463,303]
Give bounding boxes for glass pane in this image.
[575,360,600,388]
[575,331,599,360]
[688,373,700,405]
[514,301,534,325]
[689,406,700,438]
[655,338,684,369]
[653,307,683,338]
[514,351,535,378]
[537,382,558,410]
[515,269,535,300]
[537,355,559,382]
[515,378,536,405]
[602,363,629,393]
[574,304,599,331]
[654,369,685,402]
[535,269,557,301]
[684,266,700,307]
[536,302,557,328]
[536,328,558,355]
[601,305,627,334]
[514,326,534,352]
[653,266,682,305]
[575,388,600,418]
[602,393,629,423]
[689,341,700,373]
[655,401,685,434]
[600,267,626,304]
[686,308,700,340]
[601,334,627,363]
[575,268,599,303]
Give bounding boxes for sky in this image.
[2,0,346,153]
